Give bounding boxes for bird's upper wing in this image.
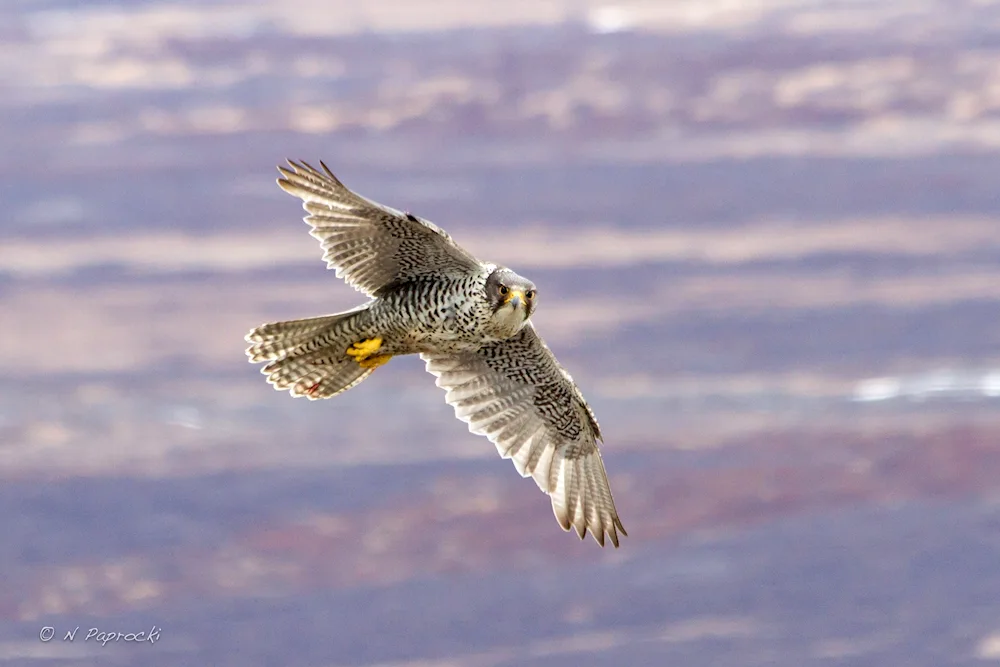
[277,160,482,296]
[422,323,626,547]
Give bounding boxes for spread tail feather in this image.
[244,304,376,400]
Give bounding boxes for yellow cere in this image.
[504,289,526,304]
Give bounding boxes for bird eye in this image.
[498,285,509,295]
[525,290,535,300]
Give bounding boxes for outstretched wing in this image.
[422,323,626,547]
[277,160,482,296]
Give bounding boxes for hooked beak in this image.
[503,289,525,310]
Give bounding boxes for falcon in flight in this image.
[245,161,626,547]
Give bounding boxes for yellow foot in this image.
[347,337,391,368]
[346,337,383,360]
[358,353,392,369]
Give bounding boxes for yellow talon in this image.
[347,337,391,368]
[346,337,383,360]
[358,354,392,369]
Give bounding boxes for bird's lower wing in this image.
[421,324,626,547]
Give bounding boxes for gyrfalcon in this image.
[245,161,626,547]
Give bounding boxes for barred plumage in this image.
[245,160,626,547]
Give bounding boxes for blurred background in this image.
[3,0,1000,665]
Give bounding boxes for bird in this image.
[245,161,626,547]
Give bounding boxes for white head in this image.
[485,267,537,338]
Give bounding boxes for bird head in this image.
[486,267,536,337]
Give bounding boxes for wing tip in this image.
[607,520,624,548]
[592,517,624,548]
[551,493,626,548]
[565,516,626,549]
[276,159,343,187]
[276,159,345,184]
[318,159,340,182]
[552,502,625,548]
[276,159,305,182]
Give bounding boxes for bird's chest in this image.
[421,296,480,336]
[397,284,488,350]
